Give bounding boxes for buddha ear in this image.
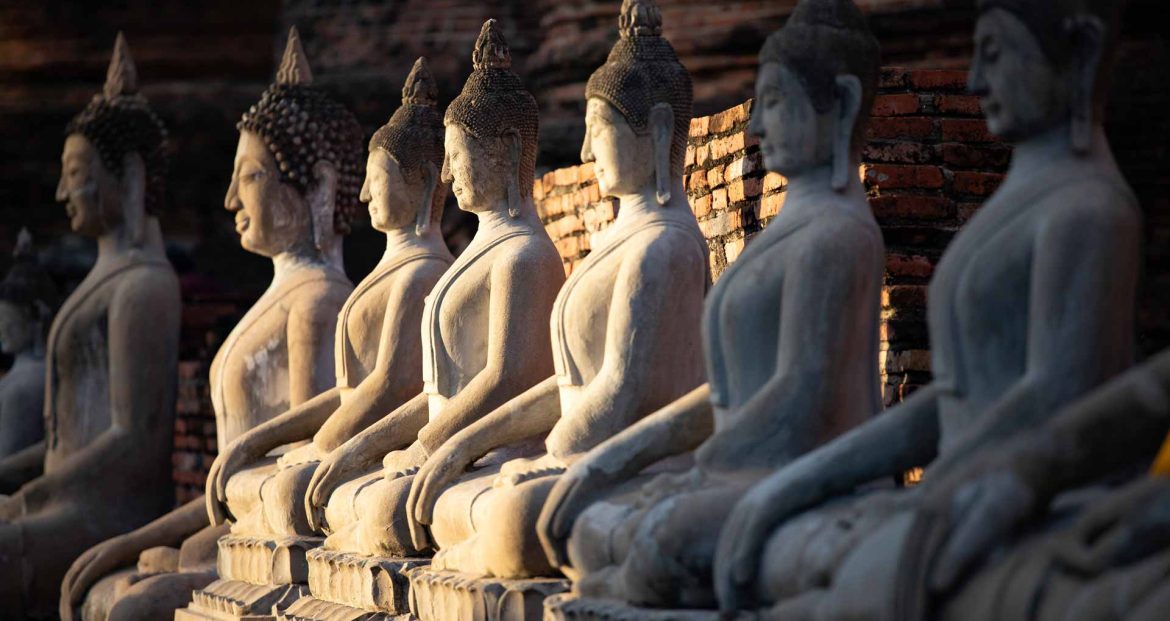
[417,161,438,236]
[120,151,146,247]
[649,103,674,205]
[832,74,863,192]
[1065,15,1106,156]
[503,128,522,219]
[310,160,338,251]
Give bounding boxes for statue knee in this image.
[355,475,419,556]
[477,477,557,578]
[262,464,314,535]
[106,572,214,621]
[617,498,710,607]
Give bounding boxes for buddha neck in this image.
[1009,123,1114,179]
[94,216,166,270]
[782,161,868,221]
[473,197,541,238]
[380,226,446,263]
[612,177,690,229]
[270,247,343,289]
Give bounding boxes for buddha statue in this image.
[0,230,58,463]
[402,0,709,589]
[60,27,363,621]
[0,33,182,620]
[291,18,564,612]
[709,1,1142,618]
[541,0,887,613]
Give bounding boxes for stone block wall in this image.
[534,67,1010,409]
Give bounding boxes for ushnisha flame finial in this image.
[103,31,139,100]
[619,0,663,38]
[276,26,314,86]
[472,19,512,70]
[402,57,438,106]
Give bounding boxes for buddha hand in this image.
[305,440,368,533]
[60,534,139,621]
[537,452,626,569]
[1049,477,1170,575]
[405,439,481,551]
[206,435,264,526]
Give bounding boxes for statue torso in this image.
[210,265,351,450]
[0,355,45,458]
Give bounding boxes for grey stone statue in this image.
[61,27,363,621]
[541,0,886,613]
[0,230,57,462]
[710,1,1143,618]
[0,33,182,620]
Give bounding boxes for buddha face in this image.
[0,301,33,356]
[56,134,124,236]
[749,62,834,176]
[361,150,417,232]
[225,130,314,257]
[970,9,1071,141]
[443,124,512,214]
[581,98,655,198]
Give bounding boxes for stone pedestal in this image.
[273,548,430,620]
[408,568,569,621]
[543,594,754,621]
[175,535,322,620]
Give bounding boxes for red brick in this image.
[940,118,998,143]
[886,254,935,279]
[728,177,763,203]
[941,143,1012,169]
[709,132,746,161]
[883,284,928,310]
[687,171,709,195]
[871,93,921,116]
[576,163,596,184]
[866,117,936,141]
[878,68,910,89]
[712,187,729,213]
[708,166,724,190]
[935,94,982,116]
[906,69,968,91]
[689,115,710,139]
[758,192,785,219]
[870,195,952,221]
[763,172,786,193]
[691,193,713,219]
[709,107,739,134]
[864,142,938,165]
[953,171,1004,196]
[694,143,711,167]
[865,164,945,190]
[555,236,582,259]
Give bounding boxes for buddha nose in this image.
[359,176,372,203]
[580,133,595,164]
[55,175,68,202]
[224,177,242,211]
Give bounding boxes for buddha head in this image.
[57,33,168,243]
[582,0,693,204]
[0,230,58,357]
[362,57,447,235]
[749,0,879,190]
[971,0,1127,153]
[226,27,364,260]
[442,19,539,219]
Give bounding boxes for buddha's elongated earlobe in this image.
[505,130,522,219]
[832,74,863,192]
[650,103,674,205]
[1066,15,1105,156]
[310,160,338,251]
[122,152,146,247]
[417,161,438,236]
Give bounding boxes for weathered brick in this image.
[554,166,577,186]
[758,191,785,220]
[878,68,910,89]
[709,132,746,161]
[689,115,710,139]
[940,118,998,143]
[687,171,709,195]
[870,195,952,220]
[953,171,1004,196]
[728,177,763,203]
[864,142,938,165]
[866,117,936,141]
[940,143,1011,169]
[555,235,582,259]
[709,107,738,134]
[691,193,713,219]
[935,94,982,116]
[885,254,935,279]
[576,162,596,184]
[724,236,746,264]
[707,166,724,190]
[763,172,786,193]
[725,154,759,181]
[883,284,929,310]
[871,93,921,116]
[865,164,945,190]
[685,146,696,168]
[906,69,968,91]
[698,209,745,239]
[712,187,729,213]
[694,143,711,167]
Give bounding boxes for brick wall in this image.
[535,67,1009,411]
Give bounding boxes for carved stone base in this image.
[217,535,325,585]
[408,568,570,621]
[543,594,760,621]
[278,595,413,621]
[175,579,309,621]
[304,548,430,613]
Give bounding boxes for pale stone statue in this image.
[404,0,709,611]
[709,1,1143,618]
[0,33,182,620]
[167,57,455,620]
[61,27,364,621]
[0,230,57,463]
[278,18,564,618]
[542,0,887,614]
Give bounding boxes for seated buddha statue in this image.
[401,0,710,581]
[0,33,182,620]
[540,0,887,611]
[0,230,58,463]
[201,56,453,542]
[300,19,565,562]
[710,1,1143,618]
[60,27,363,621]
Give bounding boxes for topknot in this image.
[238,26,365,234]
[65,32,168,215]
[759,0,880,142]
[0,228,59,324]
[473,19,512,70]
[585,0,693,173]
[445,19,540,198]
[402,57,438,106]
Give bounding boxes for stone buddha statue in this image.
[298,17,564,569]
[709,1,1143,618]
[542,0,887,613]
[0,230,58,463]
[202,56,453,541]
[0,33,182,620]
[60,27,363,621]
[402,0,709,587]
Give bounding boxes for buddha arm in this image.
[0,440,45,494]
[15,269,180,512]
[287,293,345,408]
[428,376,561,464]
[313,276,430,453]
[110,497,211,555]
[929,194,1141,477]
[417,251,562,453]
